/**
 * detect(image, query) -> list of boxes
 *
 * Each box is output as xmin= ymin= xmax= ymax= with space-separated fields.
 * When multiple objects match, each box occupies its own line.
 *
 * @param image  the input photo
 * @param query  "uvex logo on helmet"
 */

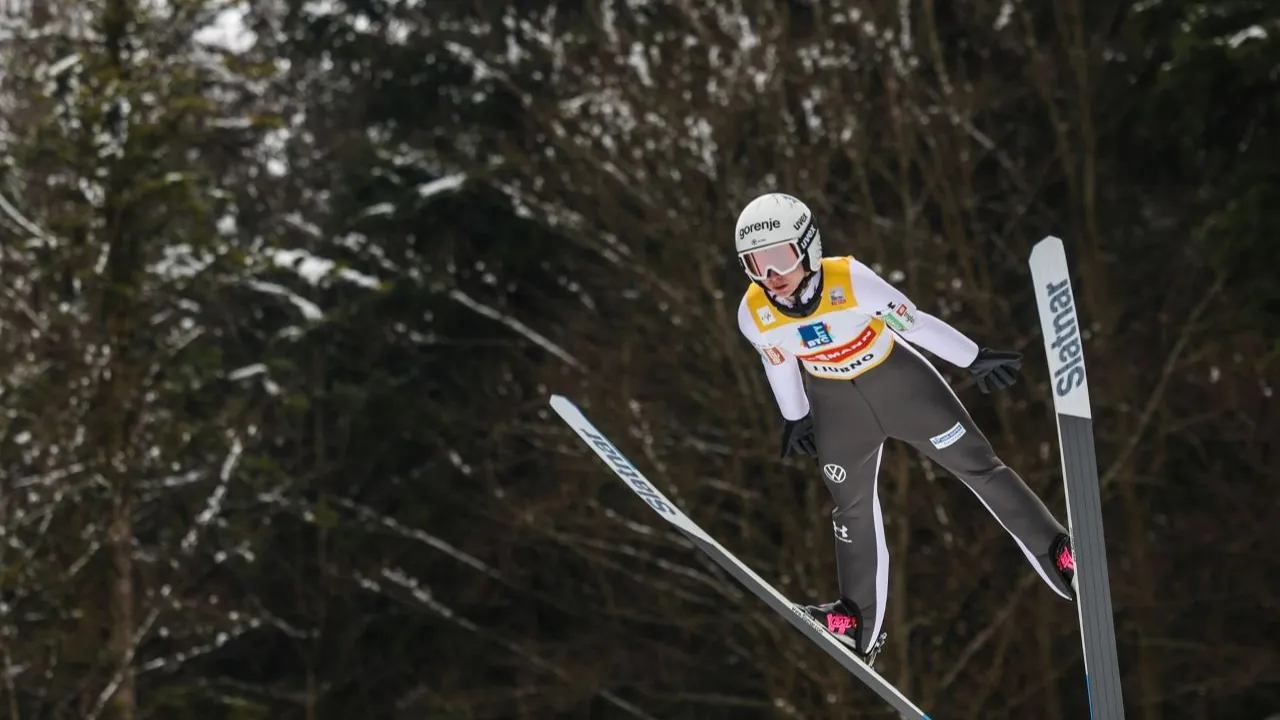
xmin=738 ymin=219 xmax=781 ymax=240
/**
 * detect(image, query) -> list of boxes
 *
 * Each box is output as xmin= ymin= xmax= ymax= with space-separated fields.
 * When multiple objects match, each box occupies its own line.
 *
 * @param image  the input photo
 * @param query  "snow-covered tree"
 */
xmin=0 ymin=1 xmax=384 ymax=717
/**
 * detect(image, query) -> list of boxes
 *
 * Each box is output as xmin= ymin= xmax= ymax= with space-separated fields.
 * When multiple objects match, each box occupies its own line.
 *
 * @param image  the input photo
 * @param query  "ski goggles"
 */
xmin=740 ymin=241 xmax=804 ymax=281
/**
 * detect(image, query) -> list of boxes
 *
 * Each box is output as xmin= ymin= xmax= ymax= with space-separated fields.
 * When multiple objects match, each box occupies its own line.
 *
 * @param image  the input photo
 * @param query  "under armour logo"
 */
xmin=824 ymin=463 xmax=846 ymax=483
xmin=827 ymin=613 xmax=855 ymax=634
xmin=833 ymin=521 xmax=851 ymax=543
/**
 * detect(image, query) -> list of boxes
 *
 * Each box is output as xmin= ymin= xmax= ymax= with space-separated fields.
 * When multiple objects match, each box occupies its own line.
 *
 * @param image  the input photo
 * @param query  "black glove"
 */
xmin=968 ymin=347 xmax=1022 ymax=394
xmin=780 ymin=414 xmax=818 ymax=458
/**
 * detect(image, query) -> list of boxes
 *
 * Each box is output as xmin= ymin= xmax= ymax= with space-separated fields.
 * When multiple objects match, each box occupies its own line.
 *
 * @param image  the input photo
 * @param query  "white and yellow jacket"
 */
xmin=737 ymin=256 xmax=981 ymax=420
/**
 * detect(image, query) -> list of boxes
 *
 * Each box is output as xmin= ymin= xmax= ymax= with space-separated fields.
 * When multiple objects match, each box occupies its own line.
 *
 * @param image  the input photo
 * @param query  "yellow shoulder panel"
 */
xmin=743 ymin=284 xmax=784 ymax=333
xmin=811 ymin=257 xmax=857 ymax=313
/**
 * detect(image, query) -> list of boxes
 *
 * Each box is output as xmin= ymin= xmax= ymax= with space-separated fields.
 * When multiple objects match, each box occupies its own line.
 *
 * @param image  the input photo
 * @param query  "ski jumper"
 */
xmin=737 ymin=256 xmax=1073 ymax=652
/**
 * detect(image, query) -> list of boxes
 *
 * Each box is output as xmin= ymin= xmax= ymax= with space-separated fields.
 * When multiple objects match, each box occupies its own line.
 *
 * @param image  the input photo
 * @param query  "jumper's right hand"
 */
xmin=780 ymin=414 xmax=818 ymax=458
xmin=968 ymin=347 xmax=1022 ymax=394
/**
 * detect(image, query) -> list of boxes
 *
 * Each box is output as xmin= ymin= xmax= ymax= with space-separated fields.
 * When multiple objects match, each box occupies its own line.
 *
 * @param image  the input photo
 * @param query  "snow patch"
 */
xmin=227 ymin=364 xmax=268 ymax=381
xmin=194 ymin=2 xmax=256 ymax=54
xmin=1224 ymin=26 xmax=1266 ymax=48
xmin=246 ymin=280 xmax=324 ymax=321
xmin=417 ymin=174 xmax=466 ymax=199
xmin=271 ymin=248 xmax=382 ymax=289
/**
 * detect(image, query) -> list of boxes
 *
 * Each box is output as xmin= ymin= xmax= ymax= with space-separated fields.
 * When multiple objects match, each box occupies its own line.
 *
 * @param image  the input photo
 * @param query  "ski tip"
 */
xmin=1030 ymin=235 xmax=1064 ymax=255
xmin=549 ymin=395 xmax=591 ymax=425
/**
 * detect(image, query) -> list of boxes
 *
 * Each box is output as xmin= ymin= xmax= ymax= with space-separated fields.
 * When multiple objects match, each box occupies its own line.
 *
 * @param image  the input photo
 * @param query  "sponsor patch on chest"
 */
xmin=797 ymin=322 xmax=834 ymax=348
xmin=799 ymin=326 xmax=876 ymax=364
xmin=795 ymin=322 xmax=894 ymax=379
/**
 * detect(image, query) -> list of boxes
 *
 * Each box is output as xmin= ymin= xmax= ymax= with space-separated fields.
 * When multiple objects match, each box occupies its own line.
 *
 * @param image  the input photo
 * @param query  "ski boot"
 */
xmin=799 ymin=597 xmax=888 ymax=668
xmin=1051 ymin=533 xmax=1078 ymax=599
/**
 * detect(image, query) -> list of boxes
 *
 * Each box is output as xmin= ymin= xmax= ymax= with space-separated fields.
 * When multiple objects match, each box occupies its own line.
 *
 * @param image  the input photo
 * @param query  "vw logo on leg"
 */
xmin=824 ymin=463 xmax=846 ymax=483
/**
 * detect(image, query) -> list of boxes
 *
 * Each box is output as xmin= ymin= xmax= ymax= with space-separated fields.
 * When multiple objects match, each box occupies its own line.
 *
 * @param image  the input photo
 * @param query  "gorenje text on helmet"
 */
xmin=738 ymin=218 xmax=781 ymax=240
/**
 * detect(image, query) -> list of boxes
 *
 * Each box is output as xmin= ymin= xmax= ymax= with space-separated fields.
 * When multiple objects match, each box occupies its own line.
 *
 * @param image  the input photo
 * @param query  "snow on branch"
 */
xmin=137 ymin=613 xmax=263 ymax=674
xmin=245 ymin=280 xmax=324 ymax=321
xmin=179 ymin=434 xmax=242 ymax=553
xmin=271 ymin=247 xmax=382 ymax=289
xmin=261 ymin=492 xmax=507 ymax=584
xmin=330 ymin=496 xmax=501 ymax=578
xmin=447 ymin=288 xmax=585 ymax=371
xmin=417 ymin=173 xmax=465 ymax=200
xmin=0 ymin=189 xmax=56 ymax=245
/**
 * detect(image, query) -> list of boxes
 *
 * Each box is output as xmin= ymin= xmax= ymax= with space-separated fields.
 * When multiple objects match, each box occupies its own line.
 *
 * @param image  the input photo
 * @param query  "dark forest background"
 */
xmin=1 ymin=0 xmax=1277 ymax=718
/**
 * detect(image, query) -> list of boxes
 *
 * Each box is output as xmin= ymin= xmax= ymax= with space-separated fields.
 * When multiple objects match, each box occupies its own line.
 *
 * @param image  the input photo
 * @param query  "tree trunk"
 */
xmin=99 ymin=0 xmax=141 ymax=713
xmin=99 ymin=225 xmax=141 ymax=720
xmin=104 ymin=488 xmax=135 ymax=720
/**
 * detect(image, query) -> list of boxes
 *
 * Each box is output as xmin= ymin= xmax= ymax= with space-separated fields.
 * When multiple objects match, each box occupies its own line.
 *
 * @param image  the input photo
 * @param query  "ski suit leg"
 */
xmin=805 ymin=375 xmax=892 ymax=652
xmin=857 ymin=341 xmax=1074 ymax=600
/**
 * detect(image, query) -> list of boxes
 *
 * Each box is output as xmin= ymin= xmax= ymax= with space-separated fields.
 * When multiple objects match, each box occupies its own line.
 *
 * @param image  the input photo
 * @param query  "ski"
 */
xmin=1028 ymin=236 xmax=1126 ymax=720
xmin=549 ymin=394 xmax=936 ymax=720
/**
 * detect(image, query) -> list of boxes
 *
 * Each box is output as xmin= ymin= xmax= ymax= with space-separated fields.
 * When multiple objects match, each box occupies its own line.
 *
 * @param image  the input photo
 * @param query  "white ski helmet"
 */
xmin=734 ymin=193 xmax=822 ymax=282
